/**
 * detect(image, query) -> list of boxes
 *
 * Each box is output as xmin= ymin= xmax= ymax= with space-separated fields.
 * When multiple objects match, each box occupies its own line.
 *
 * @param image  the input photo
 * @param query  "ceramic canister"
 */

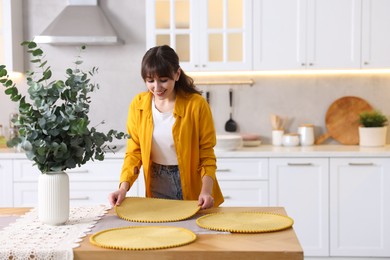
xmin=298 ymin=124 xmax=315 ymax=146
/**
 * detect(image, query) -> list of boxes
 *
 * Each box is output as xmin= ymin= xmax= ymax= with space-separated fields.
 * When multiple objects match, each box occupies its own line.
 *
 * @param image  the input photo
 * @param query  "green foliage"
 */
xmin=0 ymin=41 xmax=129 ymax=173
xmin=359 ymin=110 xmax=388 ymax=128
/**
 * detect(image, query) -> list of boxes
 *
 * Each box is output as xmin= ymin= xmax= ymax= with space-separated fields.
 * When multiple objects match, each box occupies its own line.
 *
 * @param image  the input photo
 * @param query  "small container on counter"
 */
xmin=282 ymin=133 xmax=300 ymax=147
xmin=272 ymin=129 xmax=284 ymax=146
xmin=298 ymin=124 xmax=315 ymax=146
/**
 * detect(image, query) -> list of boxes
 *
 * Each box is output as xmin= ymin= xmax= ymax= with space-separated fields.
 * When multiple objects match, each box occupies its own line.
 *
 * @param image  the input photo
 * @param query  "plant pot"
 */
xmin=359 ymin=126 xmax=387 ymax=147
xmin=38 ymin=171 xmax=69 ymax=225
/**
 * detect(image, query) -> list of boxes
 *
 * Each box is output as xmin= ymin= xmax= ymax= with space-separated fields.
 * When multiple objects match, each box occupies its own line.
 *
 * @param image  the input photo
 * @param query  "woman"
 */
xmin=109 ymin=45 xmax=223 ymax=209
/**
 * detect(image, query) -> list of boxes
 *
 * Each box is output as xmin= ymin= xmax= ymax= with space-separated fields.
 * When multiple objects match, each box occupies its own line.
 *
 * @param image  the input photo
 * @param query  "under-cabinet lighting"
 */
xmin=188 ymin=69 xmax=390 ymax=77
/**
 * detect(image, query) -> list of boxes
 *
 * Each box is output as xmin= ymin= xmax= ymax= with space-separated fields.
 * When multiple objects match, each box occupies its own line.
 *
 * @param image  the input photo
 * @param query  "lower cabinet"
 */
xmin=269 ymin=158 xmax=329 ymax=257
xmin=330 ymin=158 xmax=390 ymax=257
xmin=10 ymin=158 xmax=134 ymax=207
xmin=216 ymin=158 xmax=269 ymax=206
xmin=0 ymin=159 xmax=13 ymax=207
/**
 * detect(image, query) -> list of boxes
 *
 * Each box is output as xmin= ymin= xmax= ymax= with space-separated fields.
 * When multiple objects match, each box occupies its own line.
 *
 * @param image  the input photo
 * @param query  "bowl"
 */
xmin=215 ymin=135 xmax=243 ymax=151
xmin=282 ymin=133 xmax=300 ymax=147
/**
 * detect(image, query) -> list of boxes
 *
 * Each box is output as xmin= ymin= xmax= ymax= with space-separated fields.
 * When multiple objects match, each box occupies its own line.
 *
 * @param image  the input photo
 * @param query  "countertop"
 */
xmin=2 ymin=145 xmax=390 ymax=159
xmin=0 ymin=207 xmax=303 ymax=260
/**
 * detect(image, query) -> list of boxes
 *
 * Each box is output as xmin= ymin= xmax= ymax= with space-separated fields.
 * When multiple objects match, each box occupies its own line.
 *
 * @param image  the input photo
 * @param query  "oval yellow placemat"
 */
xmin=90 ymin=226 xmax=196 ymax=250
xmin=115 ymin=197 xmax=201 ymax=223
xmin=196 ymin=212 xmax=294 ymax=233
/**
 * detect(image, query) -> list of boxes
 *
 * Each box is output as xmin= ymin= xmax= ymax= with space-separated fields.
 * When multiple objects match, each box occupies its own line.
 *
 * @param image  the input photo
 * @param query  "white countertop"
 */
xmin=2 ymin=145 xmax=390 ymax=159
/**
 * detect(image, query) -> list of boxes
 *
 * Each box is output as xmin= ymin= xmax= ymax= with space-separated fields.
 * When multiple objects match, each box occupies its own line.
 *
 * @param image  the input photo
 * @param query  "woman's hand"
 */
xmin=198 ymin=175 xmax=215 ymax=209
xmin=108 ymin=182 xmax=129 ymax=207
xmin=198 ymin=192 xmax=214 ymax=209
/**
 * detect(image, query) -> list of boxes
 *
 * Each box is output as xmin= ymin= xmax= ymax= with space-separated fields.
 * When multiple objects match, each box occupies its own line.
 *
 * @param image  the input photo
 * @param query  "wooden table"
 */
xmin=0 ymin=207 xmax=303 ymax=260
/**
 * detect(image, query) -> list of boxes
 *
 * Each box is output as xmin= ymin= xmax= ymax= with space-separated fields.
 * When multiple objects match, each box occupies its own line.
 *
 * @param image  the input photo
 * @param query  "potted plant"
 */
xmin=358 ymin=110 xmax=388 ymax=147
xmin=0 ymin=41 xmax=128 ymax=225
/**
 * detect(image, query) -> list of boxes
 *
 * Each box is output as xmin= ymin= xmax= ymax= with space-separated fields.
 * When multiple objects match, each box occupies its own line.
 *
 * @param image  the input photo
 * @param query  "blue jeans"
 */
xmin=150 ymin=162 xmax=183 ymax=200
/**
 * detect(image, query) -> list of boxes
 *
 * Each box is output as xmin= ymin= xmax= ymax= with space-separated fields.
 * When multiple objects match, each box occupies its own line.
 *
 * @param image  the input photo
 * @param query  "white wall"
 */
xmin=1 ymin=0 xmax=390 ymax=145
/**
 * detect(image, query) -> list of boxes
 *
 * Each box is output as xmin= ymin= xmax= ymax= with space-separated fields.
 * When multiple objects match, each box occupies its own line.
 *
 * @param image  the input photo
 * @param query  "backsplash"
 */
xmin=1 ymin=0 xmax=390 ymax=145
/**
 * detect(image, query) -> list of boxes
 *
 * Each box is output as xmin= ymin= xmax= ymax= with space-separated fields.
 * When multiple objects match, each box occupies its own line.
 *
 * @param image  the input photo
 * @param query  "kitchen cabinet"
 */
xmin=330 ymin=158 xmax=390 ymax=257
xmin=361 ymin=0 xmax=390 ymax=68
xmin=0 ymin=159 xmax=12 ymax=207
xmin=253 ymin=0 xmax=361 ymax=70
xmin=0 ymin=0 xmax=23 ymax=72
xmin=269 ymin=158 xmax=329 ymax=256
xmin=145 ymin=0 xmax=253 ymax=71
xmin=216 ymin=158 xmax=269 ymax=206
xmin=10 ymin=158 xmax=138 ymax=207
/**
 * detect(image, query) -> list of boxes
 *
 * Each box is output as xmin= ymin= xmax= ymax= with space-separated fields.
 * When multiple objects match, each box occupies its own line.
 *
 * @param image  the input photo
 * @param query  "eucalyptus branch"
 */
xmin=0 ymin=41 xmax=130 ymax=173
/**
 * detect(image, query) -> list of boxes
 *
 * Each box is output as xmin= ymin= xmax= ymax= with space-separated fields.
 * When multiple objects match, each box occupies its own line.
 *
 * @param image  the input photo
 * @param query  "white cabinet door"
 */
xmin=269 ymin=158 xmax=329 ymax=256
xmin=0 ymin=159 xmax=13 ymax=206
xmin=146 ymin=0 xmax=252 ymax=71
xmin=217 ymin=158 xmax=268 ymax=206
xmin=361 ymin=0 xmax=390 ymax=68
xmin=218 ymin=180 xmax=268 ymax=207
xmin=330 ymin=158 xmax=390 ymax=257
xmin=254 ymin=0 xmax=361 ymax=70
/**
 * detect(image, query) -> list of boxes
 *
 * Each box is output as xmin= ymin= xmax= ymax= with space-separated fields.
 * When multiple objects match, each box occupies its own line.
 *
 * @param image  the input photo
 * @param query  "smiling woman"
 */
xmin=109 ymin=45 xmax=224 ymax=210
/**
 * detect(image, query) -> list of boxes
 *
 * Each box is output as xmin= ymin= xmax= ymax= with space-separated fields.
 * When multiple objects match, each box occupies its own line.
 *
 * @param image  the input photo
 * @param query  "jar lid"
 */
xmin=284 ymin=133 xmax=299 ymax=136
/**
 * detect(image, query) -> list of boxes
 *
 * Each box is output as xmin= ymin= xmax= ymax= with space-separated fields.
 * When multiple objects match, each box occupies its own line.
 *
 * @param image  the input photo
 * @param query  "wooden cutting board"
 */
xmin=316 ymin=96 xmax=373 ymax=145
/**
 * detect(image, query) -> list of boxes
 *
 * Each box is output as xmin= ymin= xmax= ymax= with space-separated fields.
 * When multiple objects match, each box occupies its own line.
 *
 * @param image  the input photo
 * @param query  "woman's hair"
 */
xmin=141 ymin=45 xmax=201 ymax=95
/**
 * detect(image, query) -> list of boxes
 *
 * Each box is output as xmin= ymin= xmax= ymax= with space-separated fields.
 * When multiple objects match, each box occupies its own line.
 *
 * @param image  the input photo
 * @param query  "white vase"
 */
xmin=359 ymin=126 xmax=388 ymax=147
xmin=38 ymin=171 xmax=69 ymax=225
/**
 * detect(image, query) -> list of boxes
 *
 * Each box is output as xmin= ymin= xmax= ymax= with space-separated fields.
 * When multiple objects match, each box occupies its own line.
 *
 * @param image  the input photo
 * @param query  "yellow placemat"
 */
xmin=115 ymin=197 xmax=201 ymax=223
xmin=90 ymin=226 xmax=196 ymax=250
xmin=196 ymin=212 xmax=294 ymax=233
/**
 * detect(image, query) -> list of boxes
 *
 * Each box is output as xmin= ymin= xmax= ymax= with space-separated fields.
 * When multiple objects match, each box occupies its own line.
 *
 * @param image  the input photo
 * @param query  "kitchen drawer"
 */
xmin=219 ymin=180 xmax=269 ymax=207
xmin=13 ymin=159 xmax=123 ymax=182
xmin=216 ymin=158 xmax=268 ymax=180
xmin=13 ymin=181 xmax=138 ymax=207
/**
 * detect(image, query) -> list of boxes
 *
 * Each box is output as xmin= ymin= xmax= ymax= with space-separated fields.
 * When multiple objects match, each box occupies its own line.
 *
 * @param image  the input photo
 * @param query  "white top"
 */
xmin=151 ymin=98 xmax=178 ymax=165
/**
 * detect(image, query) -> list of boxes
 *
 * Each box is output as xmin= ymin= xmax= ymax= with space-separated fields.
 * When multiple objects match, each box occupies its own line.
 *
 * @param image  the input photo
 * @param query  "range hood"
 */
xmin=34 ymin=0 xmax=123 ymax=45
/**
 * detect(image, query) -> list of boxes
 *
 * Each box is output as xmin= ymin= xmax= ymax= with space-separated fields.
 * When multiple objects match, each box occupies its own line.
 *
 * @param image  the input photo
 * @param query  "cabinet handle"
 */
xmin=309 ymin=63 xmax=314 ymax=66
xmin=202 ymin=64 xmax=206 ymax=68
xmin=224 ymin=196 xmax=231 ymax=200
xmin=348 ymin=163 xmax=374 ymax=166
xmin=216 ymin=169 xmax=231 ymax=172
xmin=287 ymin=163 xmax=313 ymax=166
xmin=301 ymin=63 xmax=306 ymax=66
xmin=195 ymin=64 xmax=199 ymax=68
xmin=70 ymin=196 xmax=90 ymax=200
xmin=364 ymin=61 xmax=369 ymax=65
xmin=67 ymin=170 xmax=89 ymax=174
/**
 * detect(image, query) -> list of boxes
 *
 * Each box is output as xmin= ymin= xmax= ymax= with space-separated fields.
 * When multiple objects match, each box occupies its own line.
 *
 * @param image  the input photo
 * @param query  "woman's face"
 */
xmin=145 ymin=69 xmax=180 ymax=101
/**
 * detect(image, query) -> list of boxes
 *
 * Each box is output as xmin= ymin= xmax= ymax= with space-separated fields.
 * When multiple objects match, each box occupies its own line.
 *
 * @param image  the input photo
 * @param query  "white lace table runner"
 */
xmin=0 ymin=205 xmax=109 ymax=260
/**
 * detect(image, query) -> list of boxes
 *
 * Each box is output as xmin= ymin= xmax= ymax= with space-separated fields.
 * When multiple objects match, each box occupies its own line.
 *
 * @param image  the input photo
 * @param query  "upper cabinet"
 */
xmin=146 ymin=0 xmax=390 ymax=71
xmin=146 ymin=0 xmax=253 ymax=71
xmin=253 ymin=0 xmax=362 ymax=70
xmin=0 ymin=0 xmax=23 ymax=73
xmin=361 ymin=0 xmax=390 ymax=68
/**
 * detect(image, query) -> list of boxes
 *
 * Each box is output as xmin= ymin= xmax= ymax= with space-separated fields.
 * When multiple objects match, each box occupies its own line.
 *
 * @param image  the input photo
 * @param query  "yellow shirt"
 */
xmin=120 ymin=90 xmax=224 ymax=206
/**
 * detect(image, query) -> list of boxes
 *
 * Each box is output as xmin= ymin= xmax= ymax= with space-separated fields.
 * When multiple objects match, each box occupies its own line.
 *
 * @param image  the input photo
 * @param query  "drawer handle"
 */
xmin=67 ymin=170 xmax=89 ymax=174
xmin=216 ymin=169 xmax=231 ymax=172
xmin=348 ymin=163 xmax=374 ymax=166
xmin=70 ymin=196 xmax=90 ymax=200
xmin=287 ymin=163 xmax=312 ymax=166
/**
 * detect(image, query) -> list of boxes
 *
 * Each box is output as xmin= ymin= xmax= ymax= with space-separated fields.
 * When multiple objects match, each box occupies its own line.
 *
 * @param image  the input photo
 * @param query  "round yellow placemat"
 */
xmin=115 ymin=197 xmax=201 ymax=223
xmin=196 ymin=212 xmax=294 ymax=233
xmin=90 ymin=226 xmax=196 ymax=250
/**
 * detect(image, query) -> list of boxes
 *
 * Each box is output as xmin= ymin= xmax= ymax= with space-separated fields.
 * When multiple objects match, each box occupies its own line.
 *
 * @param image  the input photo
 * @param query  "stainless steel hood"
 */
xmin=34 ymin=0 xmax=123 ymax=45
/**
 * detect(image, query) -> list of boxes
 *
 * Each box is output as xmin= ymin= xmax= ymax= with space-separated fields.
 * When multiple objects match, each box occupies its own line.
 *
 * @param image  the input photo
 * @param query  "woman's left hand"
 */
xmin=198 ymin=193 xmax=214 ymax=209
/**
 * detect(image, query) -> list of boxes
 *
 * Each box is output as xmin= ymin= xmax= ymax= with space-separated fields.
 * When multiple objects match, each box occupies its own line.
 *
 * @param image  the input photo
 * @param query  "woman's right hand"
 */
xmin=108 ymin=182 xmax=130 ymax=207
